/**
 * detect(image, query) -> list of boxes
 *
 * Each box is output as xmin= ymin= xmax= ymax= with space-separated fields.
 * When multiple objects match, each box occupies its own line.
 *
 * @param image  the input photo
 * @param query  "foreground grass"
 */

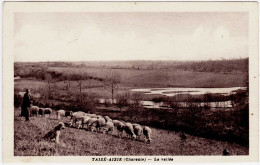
xmin=14 ymin=109 xmax=248 ymax=156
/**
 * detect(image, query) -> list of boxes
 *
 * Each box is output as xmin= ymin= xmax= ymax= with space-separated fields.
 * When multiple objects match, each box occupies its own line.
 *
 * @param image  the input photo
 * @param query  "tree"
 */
xmin=104 ymin=71 xmax=121 ymax=103
xmin=82 ymin=92 xmax=98 ymax=113
xmin=64 ymin=74 xmax=72 ymax=91
xmin=45 ymin=73 xmax=52 ymax=92
xmin=121 ymin=93 xmax=143 ymax=121
xmin=131 ymin=93 xmax=142 ymax=109
xmin=186 ymin=95 xmax=202 ymax=132
xmin=116 ymin=93 xmax=130 ymax=110
xmin=71 ymin=73 xmax=87 ymax=103
xmin=203 ymin=92 xmax=212 ymax=109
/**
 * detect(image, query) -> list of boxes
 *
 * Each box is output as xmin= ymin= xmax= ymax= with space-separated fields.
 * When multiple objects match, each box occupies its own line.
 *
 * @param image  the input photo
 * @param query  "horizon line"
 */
xmin=14 ymin=57 xmax=249 ymax=63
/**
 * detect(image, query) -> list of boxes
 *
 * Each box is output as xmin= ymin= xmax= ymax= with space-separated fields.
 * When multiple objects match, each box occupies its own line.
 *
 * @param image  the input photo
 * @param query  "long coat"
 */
xmin=21 ymin=93 xmax=31 ymax=117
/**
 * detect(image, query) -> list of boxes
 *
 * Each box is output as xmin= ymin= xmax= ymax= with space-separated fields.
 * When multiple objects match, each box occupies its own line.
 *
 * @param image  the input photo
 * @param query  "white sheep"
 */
xmin=124 ymin=122 xmax=136 ymax=140
xmin=96 ymin=115 xmax=103 ymax=119
xmin=143 ymin=126 xmax=152 ymax=143
xmin=112 ymin=120 xmax=124 ymax=137
xmin=28 ymin=105 xmax=39 ymax=117
xmin=132 ymin=124 xmax=143 ymax=141
xmin=39 ymin=108 xmax=52 ymax=118
xmin=86 ymin=113 xmax=97 ymax=118
xmin=56 ymin=110 xmax=73 ymax=120
xmin=91 ymin=117 xmax=106 ymax=132
xmin=81 ymin=116 xmax=92 ymax=129
xmin=101 ymin=121 xmax=114 ymax=134
xmin=70 ymin=111 xmax=87 ymax=127
xmin=112 ymin=120 xmax=121 ymax=126
xmin=104 ymin=116 xmax=112 ymax=122
xmin=75 ymin=119 xmax=83 ymax=129
xmin=87 ymin=117 xmax=98 ymax=131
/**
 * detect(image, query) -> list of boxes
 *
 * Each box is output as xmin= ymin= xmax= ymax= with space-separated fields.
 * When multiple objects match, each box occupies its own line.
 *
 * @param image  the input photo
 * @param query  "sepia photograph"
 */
xmin=2 ymin=2 xmax=259 ymax=163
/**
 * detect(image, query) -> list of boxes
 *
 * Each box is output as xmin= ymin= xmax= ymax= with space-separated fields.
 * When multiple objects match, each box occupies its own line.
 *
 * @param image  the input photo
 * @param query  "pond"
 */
xmin=131 ymin=87 xmax=246 ymax=97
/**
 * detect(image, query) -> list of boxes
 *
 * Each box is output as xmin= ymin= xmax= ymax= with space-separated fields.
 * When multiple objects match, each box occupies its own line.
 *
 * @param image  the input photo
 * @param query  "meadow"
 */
xmin=14 ymin=109 xmax=248 ymax=156
xmin=48 ymin=67 xmax=246 ymax=88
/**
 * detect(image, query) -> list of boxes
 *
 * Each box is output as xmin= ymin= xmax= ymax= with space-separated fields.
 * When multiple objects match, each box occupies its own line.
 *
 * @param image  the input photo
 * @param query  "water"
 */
xmin=141 ymin=100 xmax=233 ymax=109
xmin=131 ymin=87 xmax=246 ymax=97
xmin=99 ymin=99 xmax=233 ymax=109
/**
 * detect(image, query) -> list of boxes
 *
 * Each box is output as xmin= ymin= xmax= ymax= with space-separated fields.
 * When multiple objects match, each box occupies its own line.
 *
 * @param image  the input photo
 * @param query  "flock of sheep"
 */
xmin=27 ymin=105 xmax=152 ymax=143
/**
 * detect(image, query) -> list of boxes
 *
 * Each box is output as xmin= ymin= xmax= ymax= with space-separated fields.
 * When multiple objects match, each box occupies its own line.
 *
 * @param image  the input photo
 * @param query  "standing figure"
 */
xmin=21 ymin=89 xmax=32 ymax=121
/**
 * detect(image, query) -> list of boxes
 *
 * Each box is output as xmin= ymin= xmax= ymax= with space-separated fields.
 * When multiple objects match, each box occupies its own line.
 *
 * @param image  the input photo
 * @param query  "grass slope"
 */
xmin=14 ymin=109 xmax=248 ymax=156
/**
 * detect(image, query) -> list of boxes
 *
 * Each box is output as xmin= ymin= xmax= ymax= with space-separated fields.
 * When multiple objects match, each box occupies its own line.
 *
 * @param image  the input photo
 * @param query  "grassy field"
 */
xmin=15 ymin=65 xmax=247 ymax=101
xmin=14 ymin=109 xmax=248 ymax=156
xmin=48 ymin=67 xmax=246 ymax=88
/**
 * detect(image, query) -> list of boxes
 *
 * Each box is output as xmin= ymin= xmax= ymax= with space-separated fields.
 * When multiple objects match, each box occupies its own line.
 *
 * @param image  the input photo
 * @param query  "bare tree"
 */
xmin=71 ymin=73 xmax=87 ymax=102
xmin=131 ymin=93 xmax=142 ymax=109
xmin=45 ymin=73 xmax=52 ymax=92
xmin=82 ymin=92 xmax=98 ymax=113
xmin=104 ymin=71 xmax=121 ymax=103
xmin=64 ymin=74 xmax=71 ymax=91
xmin=186 ymin=95 xmax=202 ymax=131
xmin=129 ymin=93 xmax=143 ymax=121
xmin=116 ymin=93 xmax=130 ymax=110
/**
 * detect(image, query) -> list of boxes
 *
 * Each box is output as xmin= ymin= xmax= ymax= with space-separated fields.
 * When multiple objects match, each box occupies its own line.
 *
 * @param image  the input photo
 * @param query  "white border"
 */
xmin=2 ymin=1 xmax=259 ymax=164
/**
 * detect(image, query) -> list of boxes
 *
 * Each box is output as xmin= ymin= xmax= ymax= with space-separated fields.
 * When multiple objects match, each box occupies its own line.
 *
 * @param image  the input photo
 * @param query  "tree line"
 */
xmin=15 ymin=57 xmax=248 ymax=74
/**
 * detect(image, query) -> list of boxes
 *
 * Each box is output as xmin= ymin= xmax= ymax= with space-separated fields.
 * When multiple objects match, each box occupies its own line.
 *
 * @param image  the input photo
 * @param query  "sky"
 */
xmin=14 ymin=12 xmax=248 ymax=62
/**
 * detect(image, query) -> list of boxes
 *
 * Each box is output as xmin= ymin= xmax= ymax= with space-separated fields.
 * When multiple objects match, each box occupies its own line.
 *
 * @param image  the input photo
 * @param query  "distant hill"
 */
xmin=15 ymin=58 xmax=248 ymax=73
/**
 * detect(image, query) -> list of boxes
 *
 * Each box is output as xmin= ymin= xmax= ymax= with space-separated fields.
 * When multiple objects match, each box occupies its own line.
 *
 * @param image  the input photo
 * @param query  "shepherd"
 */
xmin=21 ymin=89 xmax=32 ymax=121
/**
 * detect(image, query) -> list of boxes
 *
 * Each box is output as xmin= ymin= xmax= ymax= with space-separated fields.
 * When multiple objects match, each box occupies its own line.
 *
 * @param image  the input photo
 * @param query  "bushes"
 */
xmin=118 ymin=104 xmax=249 ymax=146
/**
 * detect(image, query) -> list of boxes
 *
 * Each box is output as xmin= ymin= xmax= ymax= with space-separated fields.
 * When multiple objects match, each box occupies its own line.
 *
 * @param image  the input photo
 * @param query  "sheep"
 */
xmin=44 ymin=108 xmax=52 ymax=117
xmin=104 ymin=116 xmax=112 ymax=122
xmin=86 ymin=114 xmax=97 ymax=118
xmin=90 ymin=117 xmax=106 ymax=132
xmin=28 ymin=105 xmax=39 ymax=117
xmin=43 ymin=122 xmax=65 ymax=144
xmin=39 ymin=108 xmax=52 ymax=118
xmin=70 ymin=112 xmax=87 ymax=127
xmin=75 ymin=119 xmax=83 ymax=129
xmin=132 ymin=124 xmax=143 ymax=141
xmin=112 ymin=120 xmax=121 ymax=126
xmin=143 ymin=126 xmax=152 ymax=143
xmin=80 ymin=116 xmax=92 ymax=129
xmin=112 ymin=120 xmax=126 ymax=138
xmin=56 ymin=110 xmax=73 ymax=120
xmin=75 ymin=111 xmax=86 ymax=114
xmin=71 ymin=111 xmax=88 ymax=119
xmin=96 ymin=115 xmax=103 ymax=119
xmin=124 ymin=122 xmax=136 ymax=140
xmin=71 ymin=111 xmax=88 ymax=117
xmin=70 ymin=111 xmax=87 ymax=120
xmin=112 ymin=120 xmax=124 ymax=137
xmin=38 ymin=108 xmax=44 ymax=116
xmin=101 ymin=121 xmax=114 ymax=134
xmin=87 ymin=118 xmax=98 ymax=132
